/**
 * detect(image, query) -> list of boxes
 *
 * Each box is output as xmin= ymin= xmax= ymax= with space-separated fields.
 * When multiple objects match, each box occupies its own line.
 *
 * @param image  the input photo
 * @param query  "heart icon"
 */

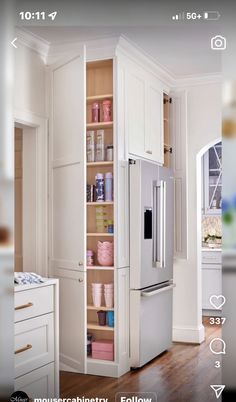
xmin=210 ymin=295 xmax=226 ymax=310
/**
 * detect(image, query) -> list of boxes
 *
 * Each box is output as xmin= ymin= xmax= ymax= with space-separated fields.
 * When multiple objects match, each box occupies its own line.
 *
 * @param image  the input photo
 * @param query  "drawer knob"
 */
xmin=15 ymin=302 xmax=33 ymax=311
xmin=78 ymin=262 xmax=83 ymax=266
xmin=15 ymin=344 xmax=32 ymax=355
xmin=78 ymin=278 xmax=83 ymax=283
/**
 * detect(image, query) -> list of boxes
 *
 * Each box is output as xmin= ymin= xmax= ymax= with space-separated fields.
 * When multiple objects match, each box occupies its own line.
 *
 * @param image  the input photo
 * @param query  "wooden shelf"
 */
xmin=87 ymin=266 xmax=114 ymax=271
xmin=87 ymin=94 xmax=113 ymax=103
xmin=87 ymin=323 xmax=114 ymax=331
xmin=87 ymin=161 xmax=113 ymax=167
xmin=87 ymin=122 xmax=113 ymax=129
xmin=87 ymin=305 xmax=114 ymax=311
xmin=87 ymin=201 xmax=114 ymax=206
xmin=87 ymin=233 xmax=114 ymax=237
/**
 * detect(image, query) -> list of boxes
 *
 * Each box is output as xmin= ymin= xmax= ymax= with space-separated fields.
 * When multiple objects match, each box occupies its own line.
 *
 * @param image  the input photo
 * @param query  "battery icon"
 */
xmin=204 ymin=11 xmax=221 ymax=20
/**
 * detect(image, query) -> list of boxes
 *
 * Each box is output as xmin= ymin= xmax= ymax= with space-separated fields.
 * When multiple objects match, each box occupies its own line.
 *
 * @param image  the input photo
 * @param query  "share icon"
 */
xmin=210 ymin=385 xmax=225 ymax=399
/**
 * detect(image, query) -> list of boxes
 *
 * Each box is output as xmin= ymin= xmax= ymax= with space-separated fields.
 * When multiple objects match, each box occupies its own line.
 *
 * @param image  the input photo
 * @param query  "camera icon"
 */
xmin=211 ymin=35 xmax=227 ymax=50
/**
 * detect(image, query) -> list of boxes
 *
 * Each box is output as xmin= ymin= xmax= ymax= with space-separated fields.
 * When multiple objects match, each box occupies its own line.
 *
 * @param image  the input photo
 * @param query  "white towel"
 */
xmin=14 ymin=272 xmax=45 ymax=285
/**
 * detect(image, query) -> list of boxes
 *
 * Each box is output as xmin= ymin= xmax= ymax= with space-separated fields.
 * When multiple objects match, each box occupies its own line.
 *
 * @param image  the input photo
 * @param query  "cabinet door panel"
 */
xmin=57 ymin=270 xmax=86 ymax=373
xmin=51 ymin=48 xmax=86 ymax=272
xmin=145 ymin=81 xmax=163 ymax=164
xmin=126 ymin=70 xmax=146 ymax=158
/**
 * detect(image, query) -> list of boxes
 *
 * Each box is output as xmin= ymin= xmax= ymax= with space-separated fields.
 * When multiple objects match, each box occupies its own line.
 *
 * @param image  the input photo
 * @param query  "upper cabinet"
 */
xmin=203 ymin=142 xmax=222 ymax=214
xmin=125 ymin=60 xmax=164 ymax=164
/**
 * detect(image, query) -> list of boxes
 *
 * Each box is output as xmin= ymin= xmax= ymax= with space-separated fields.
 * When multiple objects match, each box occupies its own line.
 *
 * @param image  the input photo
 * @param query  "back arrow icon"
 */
xmin=11 ymin=38 xmax=18 ymax=48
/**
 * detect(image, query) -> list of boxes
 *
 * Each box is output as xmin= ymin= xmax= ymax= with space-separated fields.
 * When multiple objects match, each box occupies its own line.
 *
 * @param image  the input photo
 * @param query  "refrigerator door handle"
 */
xmin=141 ymin=283 xmax=175 ymax=297
xmin=153 ymin=180 xmax=165 ymax=268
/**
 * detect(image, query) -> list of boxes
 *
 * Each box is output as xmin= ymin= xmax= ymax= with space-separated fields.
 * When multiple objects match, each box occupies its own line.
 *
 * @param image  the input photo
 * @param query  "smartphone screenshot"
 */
xmin=0 ymin=1 xmax=235 ymax=401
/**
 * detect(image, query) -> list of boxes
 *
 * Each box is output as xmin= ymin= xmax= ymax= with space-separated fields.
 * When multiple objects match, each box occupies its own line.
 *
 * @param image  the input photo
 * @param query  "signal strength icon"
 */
xmin=172 ymin=13 xmax=181 ymax=21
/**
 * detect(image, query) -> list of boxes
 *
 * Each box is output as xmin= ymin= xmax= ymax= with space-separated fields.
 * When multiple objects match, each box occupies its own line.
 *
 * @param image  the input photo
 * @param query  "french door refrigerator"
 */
xmin=129 ymin=159 xmax=175 ymax=368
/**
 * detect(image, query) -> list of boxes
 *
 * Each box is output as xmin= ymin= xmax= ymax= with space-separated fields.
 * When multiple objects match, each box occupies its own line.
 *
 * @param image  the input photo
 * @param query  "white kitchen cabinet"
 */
xmin=145 ymin=76 xmax=164 ymax=164
xmin=48 ymin=36 xmax=174 ymax=378
xmin=124 ymin=58 xmax=164 ymax=164
xmin=14 ymin=280 xmax=59 ymax=398
xmin=202 ymin=250 xmax=222 ymax=314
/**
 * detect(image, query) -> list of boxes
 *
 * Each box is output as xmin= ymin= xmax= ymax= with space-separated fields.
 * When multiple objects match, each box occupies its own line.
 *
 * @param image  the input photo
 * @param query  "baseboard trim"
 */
xmin=173 ymin=324 xmax=205 ymax=344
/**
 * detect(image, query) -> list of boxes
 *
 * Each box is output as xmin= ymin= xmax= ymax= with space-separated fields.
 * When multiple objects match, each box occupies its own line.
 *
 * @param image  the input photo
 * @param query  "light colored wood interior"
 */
xmin=86 ymin=60 xmax=115 ymax=358
xmin=15 ymin=128 xmax=23 ymax=272
xmin=86 ymin=60 xmax=113 ymax=97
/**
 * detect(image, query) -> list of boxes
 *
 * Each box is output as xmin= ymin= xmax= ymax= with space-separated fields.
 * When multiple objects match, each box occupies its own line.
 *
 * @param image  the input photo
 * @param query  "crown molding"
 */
xmin=16 ymin=28 xmax=222 ymax=87
xmin=15 ymin=27 xmax=50 ymax=62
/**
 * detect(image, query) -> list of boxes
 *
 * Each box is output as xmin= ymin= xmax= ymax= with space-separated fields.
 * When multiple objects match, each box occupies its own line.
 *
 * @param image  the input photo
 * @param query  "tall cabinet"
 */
xmin=49 ymin=37 xmax=184 ymax=378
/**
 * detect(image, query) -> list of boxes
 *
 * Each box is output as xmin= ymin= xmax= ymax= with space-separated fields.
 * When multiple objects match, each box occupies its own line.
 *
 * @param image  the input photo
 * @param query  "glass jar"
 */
xmin=106 ymin=145 xmax=113 ymax=161
xmin=87 ymin=250 xmax=94 ymax=266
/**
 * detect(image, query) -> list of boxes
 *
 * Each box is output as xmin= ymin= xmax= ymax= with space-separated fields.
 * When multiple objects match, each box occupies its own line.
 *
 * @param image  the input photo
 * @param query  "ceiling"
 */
xmin=22 ymin=26 xmax=222 ymax=77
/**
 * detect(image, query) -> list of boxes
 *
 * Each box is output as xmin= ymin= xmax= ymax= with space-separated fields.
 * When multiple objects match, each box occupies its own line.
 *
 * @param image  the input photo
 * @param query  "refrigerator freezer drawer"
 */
xmin=130 ymin=284 xmax=173 ymax=368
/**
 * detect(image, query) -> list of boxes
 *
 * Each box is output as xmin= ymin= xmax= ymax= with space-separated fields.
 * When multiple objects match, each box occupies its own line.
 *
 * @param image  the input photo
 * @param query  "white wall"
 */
xmin=14 ymin=45 xmax=47 ymax=117
xmin=173 ymin=82 xmax=221 ymax=343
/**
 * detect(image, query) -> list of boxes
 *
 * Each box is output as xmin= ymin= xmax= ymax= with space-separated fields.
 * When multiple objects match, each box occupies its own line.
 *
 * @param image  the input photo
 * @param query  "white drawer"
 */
xmin=15 ymin=362 xmax=55 ymax=398
xmin=202 ymin=251 xmax=222 ymax=264
xmin=15 ymin=313 xmax=54 ymax=378
xmin=15 ymin=285 xmax=54 ymax=322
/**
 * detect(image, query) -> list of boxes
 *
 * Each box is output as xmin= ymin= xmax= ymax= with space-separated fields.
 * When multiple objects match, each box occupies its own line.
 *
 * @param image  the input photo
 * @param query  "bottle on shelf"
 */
xmin=107 ymin=219 xmax=114 ymax=234
xmin=102 ymin=99 xmax=112 ymax=122
xmin=95 ymin=130 xmax=105 ymax=161
xmin=87 ymin=131 xmax=95 ymax=162
xmin=105 ymin=172 xmax=113 ymax=202
xmin=87 ymin=250 xmax=94 ymax=266
xmin=92 ymin=102 xmax=100 ymax=123
xmin=106 ymin=145 xmax=113 ymax=161
xmin=95 ymin=173 xmax=105 ymax=202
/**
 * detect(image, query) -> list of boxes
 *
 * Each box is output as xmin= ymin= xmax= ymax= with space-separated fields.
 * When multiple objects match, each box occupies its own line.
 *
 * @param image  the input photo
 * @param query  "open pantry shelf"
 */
xmin=87 ymin=122 xmax=113 ymax=129
xmin=87 ymin=201 xmax=114 ymax=206
xmin=87 ymin=162 xmax=114 ymax=167
xmin=87 ymin=233 xmax=114 ymax=237
xmin=87 ymin=323 xmax=114 ymax=331
xmin=87 ymin=305 xmax=114 ymax=311
xmin=87 ymin=266 xmax=114 ymax=271
xmin=87 ymin=94 xmax=113 ymax=103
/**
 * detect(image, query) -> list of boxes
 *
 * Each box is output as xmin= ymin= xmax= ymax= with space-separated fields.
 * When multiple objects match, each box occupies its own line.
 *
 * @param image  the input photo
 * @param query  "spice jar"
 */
xmin=92 ymin=102 xmax=100 ymax=123
xmin=102 ymin=99 xmax=112 ymax=122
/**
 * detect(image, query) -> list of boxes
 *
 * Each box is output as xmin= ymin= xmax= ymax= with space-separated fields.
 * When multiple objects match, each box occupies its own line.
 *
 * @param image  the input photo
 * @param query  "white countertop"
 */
xmin=14 ymin=278 xmax=58 ymax=292
xmin=202 ymin=247 xmax=222 ymax=252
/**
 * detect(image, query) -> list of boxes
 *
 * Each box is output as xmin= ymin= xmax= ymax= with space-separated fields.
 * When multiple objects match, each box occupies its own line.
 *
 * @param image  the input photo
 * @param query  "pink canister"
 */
xmin=102 ymin=100 xmax=112 ymax=122
xmin=92 ymin=102 xmax=100 ymax=123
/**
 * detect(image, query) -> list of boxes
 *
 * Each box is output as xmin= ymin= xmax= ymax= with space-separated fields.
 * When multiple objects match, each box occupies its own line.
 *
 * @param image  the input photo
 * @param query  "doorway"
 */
xmin=197 ymin=138 xmax=222 ymax=325
xmin=14 ymin=112 xmax=48 ymax=277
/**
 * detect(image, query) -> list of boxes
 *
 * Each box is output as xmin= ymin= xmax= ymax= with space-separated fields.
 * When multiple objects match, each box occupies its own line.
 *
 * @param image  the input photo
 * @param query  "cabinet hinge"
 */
xmin=129 ymin=159 xmax=136 ymax=165
xmin=163 ymin=97 xmax=172 ymax=104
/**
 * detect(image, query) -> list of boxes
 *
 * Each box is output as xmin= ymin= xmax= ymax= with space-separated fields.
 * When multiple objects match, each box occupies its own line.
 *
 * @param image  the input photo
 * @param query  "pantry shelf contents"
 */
xmin=86 ymin=59 xmax=115 ymax=364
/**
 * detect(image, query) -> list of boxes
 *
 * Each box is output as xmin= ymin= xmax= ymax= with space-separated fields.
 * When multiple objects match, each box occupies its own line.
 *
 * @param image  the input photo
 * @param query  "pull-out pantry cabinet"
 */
xmin=48 ymin=37 xmax=179 ymax=378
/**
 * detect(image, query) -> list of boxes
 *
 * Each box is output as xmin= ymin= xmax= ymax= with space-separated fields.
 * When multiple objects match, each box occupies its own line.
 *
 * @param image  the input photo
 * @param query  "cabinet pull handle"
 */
xmin=15 ymin=344 xmax=32 ymax=355
xmin=15 ymin=302 xmax=33 ymax=311
xmin=146 ymin=150 xmax=152 ymax=155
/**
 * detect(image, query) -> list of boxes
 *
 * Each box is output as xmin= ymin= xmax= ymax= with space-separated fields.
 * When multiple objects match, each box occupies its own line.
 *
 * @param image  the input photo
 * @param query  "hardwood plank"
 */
xmin=60 ymin=318 xmax=222 ymax=401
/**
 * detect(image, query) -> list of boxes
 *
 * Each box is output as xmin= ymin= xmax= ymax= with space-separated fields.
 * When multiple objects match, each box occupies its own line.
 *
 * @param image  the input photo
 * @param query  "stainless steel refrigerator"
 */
xmin=129 ymin=159 xmax=175 ymax=368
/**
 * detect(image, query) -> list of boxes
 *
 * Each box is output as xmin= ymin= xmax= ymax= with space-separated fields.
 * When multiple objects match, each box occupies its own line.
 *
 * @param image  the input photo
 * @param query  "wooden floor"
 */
xmin=60 ymin=318 xmax=222 ymax=402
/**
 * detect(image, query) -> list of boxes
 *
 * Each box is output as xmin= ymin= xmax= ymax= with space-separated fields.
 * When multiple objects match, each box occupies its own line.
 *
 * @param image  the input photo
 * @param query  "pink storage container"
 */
xmin=102 ymin=99 xmax=112 ymax=122
xmin=92 ymin=340 xmax=114 ymax=361
xmin=92 ymin=102 xmax=100 ymax=123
